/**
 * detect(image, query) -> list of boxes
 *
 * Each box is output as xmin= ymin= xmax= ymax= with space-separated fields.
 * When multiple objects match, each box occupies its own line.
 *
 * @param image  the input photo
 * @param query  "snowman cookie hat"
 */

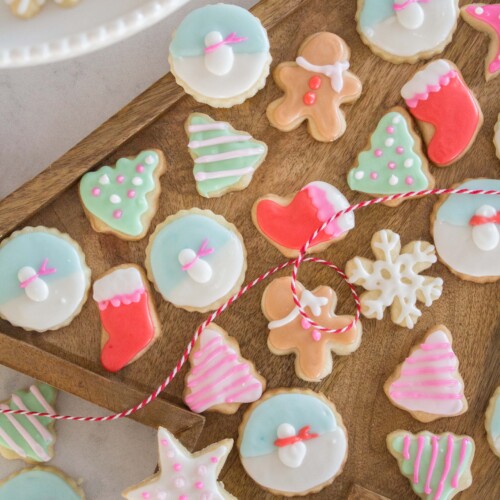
xmin=169 ymin=3 xmax=271 ymax=107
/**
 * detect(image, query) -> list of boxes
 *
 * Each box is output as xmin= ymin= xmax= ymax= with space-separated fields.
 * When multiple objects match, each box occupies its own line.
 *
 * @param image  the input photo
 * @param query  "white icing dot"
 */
xmin=99 ymin=174 xmax=110 ymax=185
xmin=475 ymin=7 xmax=484 ymax=14
xmin=110 ymin=194 xmax=121 ymax=204
xmin=404 ymin=158 xmax=414 ymax=168
xmin=354 ymin=171 xmax=364 ymax=180
xmin=392 ymin=116 xmax=400 ymax=124
xmin=145 ymin=154 xmax=155 ymax=165
xmin=389 ymin=175 xmax=399 ymax=186
xmin=385 ymin=138 xmax=395 ymax=147
xmin=132 ymin=177 xmax=143 ymax=186
xmin=365 ymin=28 xmax=374 ymax=38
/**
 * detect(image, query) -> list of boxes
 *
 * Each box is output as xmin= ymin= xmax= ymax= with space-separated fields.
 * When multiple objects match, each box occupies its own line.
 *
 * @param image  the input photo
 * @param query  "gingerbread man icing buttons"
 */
xmin=267 ymin=32 xmax=362 ymax=142
xmin=145 ymin=209 xmax=247 ymax=312
xmin=461 ymin=4 xmax=500 ymax=81
xmin=356 ymin=0 xmax=459 ymax=64
xmin=401 ymin=60 xmax=483 ymax=167
xmin=169 ymin=3 xmax=271 ymax=108
xmin=238 ymin=388 xmax=348 ymax=497
xmin=261 ymin=277 xmax=362 ymax=382
xmin=431 ymin=178 xmax=500 ymax=283
xmin=0 ymin=227 xmax=90 ymax=332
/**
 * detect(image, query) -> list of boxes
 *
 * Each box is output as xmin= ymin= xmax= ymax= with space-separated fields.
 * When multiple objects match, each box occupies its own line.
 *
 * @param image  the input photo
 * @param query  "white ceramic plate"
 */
xmin=0 ymin=0 xmax=190 ymax=68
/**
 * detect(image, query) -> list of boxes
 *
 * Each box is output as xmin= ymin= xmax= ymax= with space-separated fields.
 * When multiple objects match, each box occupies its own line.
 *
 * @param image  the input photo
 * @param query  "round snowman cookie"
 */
xmin=145 ymin=209 xmax=247 ymax=312
xmin=168 ymin=3 xmax=271 ymax=108
xmin=238 ymin=388 xmax=348 ymax=497
xmin=0 ymin=227 xmax=91 ymax=332
xmin=431 ymin=178 xmax=500 ymax=283
xmin=356 ymin=0 xmax=459 ymax=63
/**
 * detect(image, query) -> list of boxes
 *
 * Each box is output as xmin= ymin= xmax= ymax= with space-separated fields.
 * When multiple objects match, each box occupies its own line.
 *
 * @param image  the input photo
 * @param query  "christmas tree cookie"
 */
xmin=186 ymin=113 xmax=267 ymax=198
xmin=0 ymin=383 xmax=58 ymax=463
xmin=79 ymin=149 xmax=166 ymax=240
xmin=348 ymin=108 xmax=434 ymax=206
xmin=387 ymin=431 xmax=475 ymax=500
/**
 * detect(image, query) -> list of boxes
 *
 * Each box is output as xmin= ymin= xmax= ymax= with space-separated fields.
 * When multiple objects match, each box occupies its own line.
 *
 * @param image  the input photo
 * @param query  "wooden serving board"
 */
xmin=0 ymin=0 xmax=499 ymax=497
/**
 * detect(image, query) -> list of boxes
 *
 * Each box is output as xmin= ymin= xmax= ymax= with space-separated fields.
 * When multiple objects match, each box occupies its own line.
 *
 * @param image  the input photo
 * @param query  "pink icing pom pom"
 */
xmin=386 ymin=126 xmax=395 ymax=134
xmin=141 ymin=493 xmax=150 ymax=499
xmin=210 ymin=456 xmax=218 ymax=463
xmin=311 ymin=330 xmax=321 ymax=342
xmin=388 ymin=162 xmax=396 ymax=169
xmin=370 ymin=172 xmax=378 ymax=180
xmin=396 ymin=146 xmax=404 ymax=154
xmin=160 ymin=439 xmax=169 ymax=447
xmin=195 ymin=482 xmax=204 ymax=490
xmin=117 ymin=175 xmax=125 ymax=183
xmin=113 ymin=209 xmax=122 ymax=219
xmin=405 ymin=176 xmax=414 ymax=185
xmin=374 ymin=149 xmax=383 ymax=157
xmin=136 ymin=165 xmax=145 ymax=173
xmin=179 ymin=496 xmax=188 ymax=500
xmin=173 ymin=463 xmax=182 ymax=471
xmin=92 ymin=187 xmax=101 ymax=196
xmin=127 ymin=189 xmax=136 ymax=198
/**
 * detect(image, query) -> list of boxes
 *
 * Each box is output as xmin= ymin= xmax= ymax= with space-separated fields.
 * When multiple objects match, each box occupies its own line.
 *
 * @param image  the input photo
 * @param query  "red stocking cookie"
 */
xmin=401 ymin=60 xmax=483 ymax=166
xmin=267 ymin=32 xmax=362 ymax=142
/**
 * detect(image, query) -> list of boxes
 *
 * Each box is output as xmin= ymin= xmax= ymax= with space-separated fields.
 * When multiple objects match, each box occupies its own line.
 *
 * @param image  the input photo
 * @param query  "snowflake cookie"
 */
xmin=345 ymin=230 xmax=443 ymax=329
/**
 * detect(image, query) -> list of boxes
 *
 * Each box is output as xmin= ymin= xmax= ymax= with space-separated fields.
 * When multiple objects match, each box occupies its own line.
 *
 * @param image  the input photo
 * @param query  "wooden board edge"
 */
xmin=0 ymin=0 xmax=307 ymax=239
xmin=0 ymin=331 xmax=205 ymax=449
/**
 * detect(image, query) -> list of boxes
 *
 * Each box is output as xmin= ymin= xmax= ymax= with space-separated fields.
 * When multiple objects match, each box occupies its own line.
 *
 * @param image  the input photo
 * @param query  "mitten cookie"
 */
xmin=261 ymin=277 xmax=362 ymax=382
xmin=252 ymin=181 xmax=355 ymax=258
xmin=485 ymin=386 xmax=500 ymax=458
xmin=387 ymin=430 xmax=474 ymax=500
xmin=347 ymin=107 xmax=434 ymax=205
xmin=345 ymin=229 xmax=443 ymax=328
xmin=80 ymin=150 xmax=166 ymax=240
xmin=356 ymin=0 xmax=459 ymax=63
xmin=267 ymin=32 xmax=362 ymax=142
xmin=401 ymin=60 xmax=483 ymax=166
xmin=123 ymin=427 xmax=235 ymax=499
xmin=186 ymin=113 xmax=267 ymax=198
xmin=431 ymin=178 xmax=500 ymax=283
xmin=384 ymin=325 xmax=467 ymax=422
xmin=238 ymin=388 xmax=348 ymax=497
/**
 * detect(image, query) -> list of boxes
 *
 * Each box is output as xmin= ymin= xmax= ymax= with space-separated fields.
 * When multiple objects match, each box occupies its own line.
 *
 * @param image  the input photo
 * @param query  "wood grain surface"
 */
xmin=0 ymin=0 xmax=499 ymax=498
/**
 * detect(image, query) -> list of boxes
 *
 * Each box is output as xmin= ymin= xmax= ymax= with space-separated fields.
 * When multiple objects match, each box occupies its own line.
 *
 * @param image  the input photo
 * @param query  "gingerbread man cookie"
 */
xmin=261 ymin=277 xmax=362 ymax=382
xmin=267 ymin=32 xmax=362 ymax=142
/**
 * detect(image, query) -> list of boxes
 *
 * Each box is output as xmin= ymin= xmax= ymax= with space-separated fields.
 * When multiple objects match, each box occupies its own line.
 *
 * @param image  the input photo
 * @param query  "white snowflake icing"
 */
xmin=346 ymin=230 xmax=443 ymax=329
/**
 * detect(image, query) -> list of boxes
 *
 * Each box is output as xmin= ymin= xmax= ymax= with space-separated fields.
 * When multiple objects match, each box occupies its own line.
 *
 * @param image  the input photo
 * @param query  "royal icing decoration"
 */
xmin=462 ymin=4 xmax=500 ymax=81
xmin=385 ymin=325 xmax=466 ymax=422
xmin=261 ymin=277 xmax=362 ymax=382
xmin=356 ymin=0 xmax=459 ymax=62
xmin=495 ymin=114 xmax=500 ymax=160
xmin=146 ymin=209 xmax=246 ymax=312
xmin=387 ymin=431 xmax=475 ymax=500
xmin=432 ymin=179 xmax=500 ymax=281
xmin=0 ymin=227 xmax=90 ymax=332
xmin=93 ymin=265 xmax=159 ymax=373
xmin=348 ymin=108 xmax=433 ymax=202
xmin=184 ymin=324 xmax=265 ymax=414
xmin=0 ymin=467 xmax=83 ymax=500
xmin=123 ymin=427 xmax=235 ymax=500
xmin=168 ymin=4 xmax=271 ymax=107
xmin=267 ymin=32 xmax=362 ymax=142
xmin=485 ymin=386 xmax=500 ymax=458
xmin=0 ymin=383 xmax=57 ymax=463
xmin=186 ymin=113 xmax=267 ymax=198
xmin=252 ymin=181 xmax=355 ymax=258
xmin=238 ymin=390 xmax=347 ymax=496
xmin=5 ymin=0 xmax=80 ymax=20
xmin=346 ymin=229 xmax=443 ymax=329
xmin=79 ymin=150 xmax=166 ymax=240
xmin=401 ymin=60 xmax=482 ymax=166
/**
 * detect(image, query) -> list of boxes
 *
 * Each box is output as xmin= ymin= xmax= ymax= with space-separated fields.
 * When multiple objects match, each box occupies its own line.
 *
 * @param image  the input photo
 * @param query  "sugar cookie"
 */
xmin=485 ymin=386 xmax=500 ymax=458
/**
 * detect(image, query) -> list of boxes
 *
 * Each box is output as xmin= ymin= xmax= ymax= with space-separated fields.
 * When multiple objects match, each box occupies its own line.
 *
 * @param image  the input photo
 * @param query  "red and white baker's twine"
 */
xmin=1 ymin=187 xmax=498 ymax=422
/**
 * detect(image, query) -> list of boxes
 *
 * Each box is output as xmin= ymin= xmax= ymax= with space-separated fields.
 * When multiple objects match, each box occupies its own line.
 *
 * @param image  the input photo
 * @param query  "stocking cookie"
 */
xmin=431 ymin=178 xmax=500 ymax=283
xmin=184 ymin=324 xmax=265 ymax=414
xmin=252 ymin=181 xmax=355 ymax=258
xmin=0 ymin=227 xmax=90 ymax=332
xmin=345 ymin=229 xmax=443 ymax=329
xmin=238 ymin=388 xmax=348 ymax=496
xmin=186 ymin=113 xmax=267 ymax=198
xmin=348 ymin=108 xmax=434 ymax=205
xmin=401 ymin=60 xmax=483 ymax=166
xmin=146 ymin=209 xmax=247 ymax=312
xmin=384 ymin=325 xmax=467 ymax=423
xmin=261 ymin=277 xmax=362 ymax=382
xmin=387 ymin=431 xmax=475 ymax=500
xmin=356 ymin=0 xmax=459 ymax=63
xmin=5 ymin=0 xmax=80 ymax=20
xmin=80 ymin=150 xmax=166 ymax=240
xmin=267 ymin=32 xmax=362 ymax=142
xmin=169 ymin=3 xmax=271 ymax=108
xmin=461 ymin=4 xmax=500 ymax=81
xmin=93 ymin=265 xmax=160 ymax=373
xmin=0 ymin=383 xmax=57 ymax=463
xmin=485 ymin=386 xmax=500 ymax=458
xmin=123 ymin=427 xmax=235 ymax=499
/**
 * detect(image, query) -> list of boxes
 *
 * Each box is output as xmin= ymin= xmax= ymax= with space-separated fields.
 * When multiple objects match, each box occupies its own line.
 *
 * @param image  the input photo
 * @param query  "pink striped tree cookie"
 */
xmin=183 ymin=324 xmax=266 ymax=414
xmin=384 ymin=325 xmax=467 ymax=422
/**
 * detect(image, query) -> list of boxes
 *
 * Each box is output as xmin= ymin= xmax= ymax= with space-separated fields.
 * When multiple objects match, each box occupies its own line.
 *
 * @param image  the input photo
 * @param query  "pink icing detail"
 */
xmin=405 ymin=71 xmax=458 ymax=108
xmin=387 ymin=126 xmax=395 ymax=134
xmin=193 ymin=337 xmax=219 ymax=358
xmin=179 ymin=496 xmax=188 ymax=500
xmin=393 ymin=0 xmax=430 ymax=11
xmin=420 ymin=342 xmax=450 ymax=351
xmin=181 ymin=239 xmax=214 ymax=271
xmin=195 ymin=482 xmax=204 ymax=489
xmin=401 ymin=366 xmax=455 ymax=376
xmin=388 ymin=162 xmax=396 ymax=169
xmin=392 ymin=379 xmax=458 ymax=388
xmin=136 ymin=165 xmax=144 ymax=173
xmin=11 ymin=395 xmax=52 ymax=442
xmin=0 ymin=427 xmax=27 ymax=458
xmin=210 ymin=456 xmax=218 ymax=463
xmin=204 ymin=32 xmax=248 ymax=54
xmin=194 ymin=148 xmax=263 ymax=164
xmin=305 ymin=185 xmax=344 ymax=238
xmin=424 ymin=436 xmax=439 ymax=494
xmin=396 ymin=147 xmax=404 ymax=155
xmin=374 ymin=149 xmax=383 ymax=157
xmin=127 ymin=190 xmax=136 ymax=199
xmin=370 ymin=172 xmax=378 ymax=180
xmin=413 ymin=435 xmax=425 ymax=484
xmin=97 ymin=288 xmax=145 ymax=310
xmin=435 ymin=434 xmax=454 ymax=500
xmin=451 ymin=438 xmax=470 ymax=487
xmin=92 ymin=187 xmax=100 ymax=196
xmin=225 ymin=381 xmax=262 ymax=403
xmin=405 ymin=176 xmax=414 ymax=186
xmin=29 ymin=385 xmax=56 ymax=414
xmin=389 ymin=392 xmax=462 ymax=400
xmin=406 ymin=353 xmax=455 ymax=363
xmin=403 ymin=435 xmax=411 ymax=460
xmin=190 ymin=344 xmax=228 ymax=375
xmin=19 ymin=258 xmax=56 ymax=289
xmin=311 ymin=330 xmax=321 ymax=341
xmin=141 ymin=493 xmax=150 ymax=499
xmin=116 ymin=175 xmax=125 ymax=184
xmin=161 ymin=439 xmax=169 ymax=447
xmin=113 ymin=209 xmax=122 ymax=219
xmin=173 ymin=463 xmax=182 ymax=471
